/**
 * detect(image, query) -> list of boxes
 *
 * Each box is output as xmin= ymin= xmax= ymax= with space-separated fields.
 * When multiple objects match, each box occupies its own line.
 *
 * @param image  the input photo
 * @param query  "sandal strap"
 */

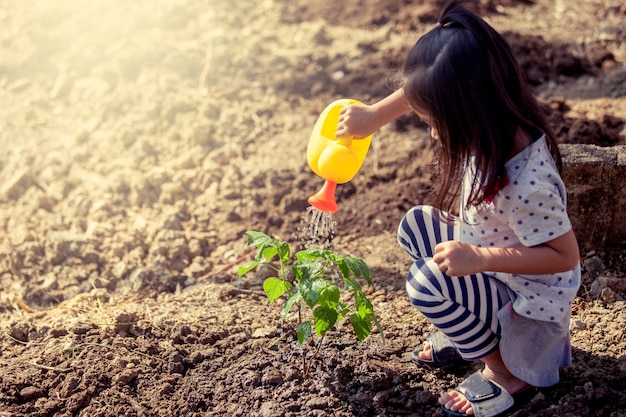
xmin=456 ymin=372 xmax=501 ymax=401
xmin=429 ymin=331 xmax=462 ymax=363
xmin=452 ymin=372 xmax=514 ymax=417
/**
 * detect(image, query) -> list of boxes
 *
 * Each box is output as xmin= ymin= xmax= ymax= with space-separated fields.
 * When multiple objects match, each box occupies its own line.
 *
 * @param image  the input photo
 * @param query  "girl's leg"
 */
xmin=398 ymin=206 xmax=530 ymax=414
xmin=405 ymin=259 xmax=502 ymax=360
xmin=398 ymin=205 xmax=500 ymax=359
xmin=406 ymin=252 xmax=532 ymax=414
xmin=398 ymin=205 xmax=455 ymax=261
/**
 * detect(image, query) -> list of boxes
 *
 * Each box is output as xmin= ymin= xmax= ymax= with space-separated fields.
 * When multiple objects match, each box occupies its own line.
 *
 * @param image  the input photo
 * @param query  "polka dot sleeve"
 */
xmin=508 ymin=187 xmax=572 ymax=247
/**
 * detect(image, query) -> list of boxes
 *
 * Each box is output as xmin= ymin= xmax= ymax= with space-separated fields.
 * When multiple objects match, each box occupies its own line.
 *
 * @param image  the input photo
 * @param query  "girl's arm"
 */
xmin=336 ymin=89 xmax=413 ymax=138
xmin=433 ymin=229 xmax=580 ymax=277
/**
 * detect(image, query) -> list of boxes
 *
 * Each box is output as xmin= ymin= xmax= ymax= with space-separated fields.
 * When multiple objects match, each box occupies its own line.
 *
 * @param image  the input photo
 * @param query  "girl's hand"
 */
xmin=335 ymin=104 xmax=380 ymax=139
xmin=433 ymin=241 xmax=486 ymax=277
xmin=434 ymin=230 xmax=580 ymax=277
xmin=335 ymin=89 xmax=413 ymax=139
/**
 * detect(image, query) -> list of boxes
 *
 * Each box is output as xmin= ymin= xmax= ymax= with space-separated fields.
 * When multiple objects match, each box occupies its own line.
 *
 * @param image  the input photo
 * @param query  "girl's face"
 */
xmin=412 ymin=107 xmax=439 ymax=140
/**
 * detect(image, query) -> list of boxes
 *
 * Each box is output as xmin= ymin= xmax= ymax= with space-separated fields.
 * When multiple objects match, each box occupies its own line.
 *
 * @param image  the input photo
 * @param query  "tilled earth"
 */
xmin=1 ymin=0 xmax=625 ymax=416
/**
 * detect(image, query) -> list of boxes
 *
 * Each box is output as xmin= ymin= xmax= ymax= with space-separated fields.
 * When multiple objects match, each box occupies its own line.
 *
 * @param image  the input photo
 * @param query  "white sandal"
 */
xmin=440 ymin=371 xmax=516 ymax=417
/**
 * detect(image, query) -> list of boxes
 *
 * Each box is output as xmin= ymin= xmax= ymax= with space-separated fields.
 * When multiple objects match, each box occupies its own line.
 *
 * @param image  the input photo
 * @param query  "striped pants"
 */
xmin=397 ymin=205 xmax=507 ymax=360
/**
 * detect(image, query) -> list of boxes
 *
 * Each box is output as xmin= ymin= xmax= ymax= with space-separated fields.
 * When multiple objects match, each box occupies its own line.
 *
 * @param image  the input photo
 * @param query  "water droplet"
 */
xmin=295 ymin=206 xmax=336 ymax=249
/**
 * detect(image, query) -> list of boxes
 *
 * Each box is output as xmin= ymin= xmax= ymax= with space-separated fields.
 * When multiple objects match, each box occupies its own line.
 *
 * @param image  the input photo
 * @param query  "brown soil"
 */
xmin=1 ymin=0 xmax=625 ymax=416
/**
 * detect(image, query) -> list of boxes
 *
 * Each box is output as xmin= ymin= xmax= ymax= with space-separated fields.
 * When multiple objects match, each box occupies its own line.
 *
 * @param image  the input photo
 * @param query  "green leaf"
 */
xmin=342 ymin=275 xmax=363 ymax=292
xmin=245 ymin=230 xmax=272 ymax=246
xmin=297 ymin=321 xmax=312 ymax=344
xmin=349 ymin=313 xmax=372 ymax=341
xmin=277 ymin=242 xmax=291 ymax=264
xmin=336 ymin=304 xmax=350 ymax=321
xmin=238 ymin=262 xmax=260 ymax=277
xmin=343 ymin=256 xmax=371 ymax=284
xmin=260 ymin=246 xmax=278 ymax=262
xmin=244 ymin=231 xmax=291 ymax=265
xmin=317 ymin=283 xmax=340 ymax=308
xmin=313 ymin=305 xmax=338 ymax=336
xmin=291 ymin=261 xmax=317 ymax=280
xmin=296 ymin=248 xmax=331 ymax=262
xmin=298 ymin=276 xmax=318 ymax=308
xmin=354 ymin=292 xmax=375 ymax=317
xmin=293 ymin=259 xmax=324 ymax=279
xmin=358 ymin=300 xmax=374 ymax=319
xmin=281 ymin=291 xmax=301 ymax=321
xmin=336 ymin=257 xmax=350 ymax=278
xmin=263 ymin=277 xmax=291 ymax=303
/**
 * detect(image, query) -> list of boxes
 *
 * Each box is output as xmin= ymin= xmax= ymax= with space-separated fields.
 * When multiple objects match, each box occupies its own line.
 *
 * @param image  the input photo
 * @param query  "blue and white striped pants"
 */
xmin=397 ymin=205 xmax=507 ymax=360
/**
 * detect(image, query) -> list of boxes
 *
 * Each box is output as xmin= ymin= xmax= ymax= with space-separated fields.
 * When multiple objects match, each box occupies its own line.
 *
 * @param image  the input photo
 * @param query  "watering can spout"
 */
xmin=306 ymin=99 xmax=372 ymax=213
xmin=308 ymin=180 xmax=338 ymax=213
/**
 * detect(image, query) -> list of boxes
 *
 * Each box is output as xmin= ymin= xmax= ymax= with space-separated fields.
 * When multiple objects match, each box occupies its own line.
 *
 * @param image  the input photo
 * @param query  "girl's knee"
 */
xmin=406 ymin=258 xmax=444 ymax=299
xmin=399 ymin=205 xmax=429 ymax=230
xmin=397 ymin=205 xmax=429 ymax=255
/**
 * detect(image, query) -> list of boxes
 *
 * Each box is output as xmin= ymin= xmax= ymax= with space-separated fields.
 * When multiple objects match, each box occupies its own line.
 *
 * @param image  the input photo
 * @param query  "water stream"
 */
xmin=293 ymin=206 xmax=336 ymax=249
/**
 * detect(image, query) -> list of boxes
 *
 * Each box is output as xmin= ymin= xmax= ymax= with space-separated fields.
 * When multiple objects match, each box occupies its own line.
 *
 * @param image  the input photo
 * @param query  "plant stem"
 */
xmin=304 ymin=332 xmax=326 ymax=377
xmin=297 ymin=304 xmax=307 ymax=376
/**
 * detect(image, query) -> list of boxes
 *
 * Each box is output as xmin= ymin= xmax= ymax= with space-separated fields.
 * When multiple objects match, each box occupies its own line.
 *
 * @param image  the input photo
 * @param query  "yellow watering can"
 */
xmin=307 ymin=99 xmax=373 ymax=213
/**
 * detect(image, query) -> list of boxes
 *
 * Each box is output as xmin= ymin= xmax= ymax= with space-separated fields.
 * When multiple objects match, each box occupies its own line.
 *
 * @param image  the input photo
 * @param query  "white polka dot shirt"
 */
xmin=460 ymin=136 xmax=581 ymax=322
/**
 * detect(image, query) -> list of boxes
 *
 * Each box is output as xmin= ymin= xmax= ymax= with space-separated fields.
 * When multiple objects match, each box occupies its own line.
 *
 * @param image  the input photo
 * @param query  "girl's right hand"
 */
xmin=335 ymin=104 xmax=379 ymax=139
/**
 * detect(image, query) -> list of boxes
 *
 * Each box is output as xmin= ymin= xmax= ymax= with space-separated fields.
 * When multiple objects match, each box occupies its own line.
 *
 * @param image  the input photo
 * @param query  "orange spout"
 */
xmin=308 ymin=180 xmax=338 ymax=213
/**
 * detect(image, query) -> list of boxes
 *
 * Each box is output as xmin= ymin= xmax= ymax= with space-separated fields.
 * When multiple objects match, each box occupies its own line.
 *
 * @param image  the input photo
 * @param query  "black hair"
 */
xmin=402 ymin=0 xmax=561 ymax=220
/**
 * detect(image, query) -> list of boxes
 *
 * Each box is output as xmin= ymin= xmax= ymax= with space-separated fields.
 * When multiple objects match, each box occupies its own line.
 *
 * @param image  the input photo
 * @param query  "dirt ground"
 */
xmin=1 ymin=0 xmax=625 ymax=416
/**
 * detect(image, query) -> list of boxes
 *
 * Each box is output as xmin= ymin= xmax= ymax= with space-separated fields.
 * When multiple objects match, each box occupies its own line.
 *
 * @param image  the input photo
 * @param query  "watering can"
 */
xmin=307 ymin=99 xmax=373 ymax=213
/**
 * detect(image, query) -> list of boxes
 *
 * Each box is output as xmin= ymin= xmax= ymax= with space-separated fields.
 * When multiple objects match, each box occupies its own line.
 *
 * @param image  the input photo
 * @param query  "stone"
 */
xmin=560 ymin=144 xmax=626 ymax=251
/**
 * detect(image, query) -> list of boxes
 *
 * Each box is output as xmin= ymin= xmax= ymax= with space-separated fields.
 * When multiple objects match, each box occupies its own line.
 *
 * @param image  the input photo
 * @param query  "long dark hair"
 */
xmin=402 ymin=0 xmax=561 ymax=220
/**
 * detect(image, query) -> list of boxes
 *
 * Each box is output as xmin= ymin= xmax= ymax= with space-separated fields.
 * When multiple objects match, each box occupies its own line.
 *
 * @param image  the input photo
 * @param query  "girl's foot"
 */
xmin=412 ymin=332 xmax=470 ymax=370
xmin=438 ymin=365 xmax=531 ymax=415
xmin=416 ymin=340 xmax=432 ymax=361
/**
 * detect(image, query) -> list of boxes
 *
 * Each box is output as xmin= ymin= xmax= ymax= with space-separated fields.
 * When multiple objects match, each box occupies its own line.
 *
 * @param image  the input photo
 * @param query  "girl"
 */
xmin=335 ymin=1 xmax=581 ymax=416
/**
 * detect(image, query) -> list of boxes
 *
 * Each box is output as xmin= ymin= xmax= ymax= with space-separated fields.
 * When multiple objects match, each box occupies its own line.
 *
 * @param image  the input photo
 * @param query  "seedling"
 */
xmin=239 ymin=231 xmax=384 ymax=375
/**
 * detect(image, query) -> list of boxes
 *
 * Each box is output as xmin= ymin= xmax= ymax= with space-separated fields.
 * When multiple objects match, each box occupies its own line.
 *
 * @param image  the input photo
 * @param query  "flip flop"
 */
xmin=411 ymin=331 xmax=471 ymax=371
xmin=441 ymin=371 xmax=536 ymax=417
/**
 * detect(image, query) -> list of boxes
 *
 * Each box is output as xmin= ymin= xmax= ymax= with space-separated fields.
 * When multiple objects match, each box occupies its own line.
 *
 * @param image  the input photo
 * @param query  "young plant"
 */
xmin=239 ymin=231 xmax=384 ymax=374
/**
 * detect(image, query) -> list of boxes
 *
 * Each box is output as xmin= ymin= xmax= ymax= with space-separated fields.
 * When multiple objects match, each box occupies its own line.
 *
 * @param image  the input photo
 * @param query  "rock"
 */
xmin=129 ymin=268 xmax=155 ymax=291
xmin=305 ymin=397 xmax=329 ymax=410
xmin=560 ymin=144 xmax=626 ymax=251
xmin=8 ymin=323 xmax=30 ymax=342
xmin=167 ymin=351 xmax=185 ymax=374
xmin=262 ymin=369 xmax=283 ymax=386
xmin=1 ymin=168 xmax=33 ymax=200
xmin=189 ymin=351 xmax=205 ymax=364
xmin=58 ymin=376 xmax=80 ymax=398
xmin=187 ymin=239 xmax=203 ymax=257
xmin=114 ymin=312 xmax=140 ymax=334
xmin=589 ymin=276 xmax=626 ymax=296
xmin=160 ymin=182 xmax=187 ymax=204
xmin=72 ymin=326 xmax=91 ymax=335
xmin=50 ymin=328 xmax=69 ymax=338
xmin=20 ymin=386 xmax=46 ymax=401
xmin=583 ymin=256 xmax=606 ymax=279
xmin=113 ymin=369 xmax=139 ymax=386
xmin=7 ymin=224 xmax=35 ymax=246
xmin=251 ymin=327 xmax=275 ymax=338
xmin=258 ymin=400 xmax=283 ymax=417
xmin=44 ymin=232 xmax=89 ymax=266
xmin=186 ymin=256 xmax=211 ymax=277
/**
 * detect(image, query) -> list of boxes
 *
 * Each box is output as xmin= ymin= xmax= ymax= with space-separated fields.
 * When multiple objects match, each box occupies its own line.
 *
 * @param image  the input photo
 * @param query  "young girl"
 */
xmin=335 ymin=1 xmax=581 ymax=416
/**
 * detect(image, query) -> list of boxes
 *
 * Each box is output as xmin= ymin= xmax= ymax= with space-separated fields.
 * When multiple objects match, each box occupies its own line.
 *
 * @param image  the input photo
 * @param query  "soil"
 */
xmin=1 ymin=0 xmax=625 ymax=416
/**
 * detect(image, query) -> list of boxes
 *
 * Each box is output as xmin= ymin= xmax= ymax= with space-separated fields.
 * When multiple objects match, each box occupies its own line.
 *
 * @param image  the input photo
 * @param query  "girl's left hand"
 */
xmin=433 ymin=241 xmax=485 ymax=277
